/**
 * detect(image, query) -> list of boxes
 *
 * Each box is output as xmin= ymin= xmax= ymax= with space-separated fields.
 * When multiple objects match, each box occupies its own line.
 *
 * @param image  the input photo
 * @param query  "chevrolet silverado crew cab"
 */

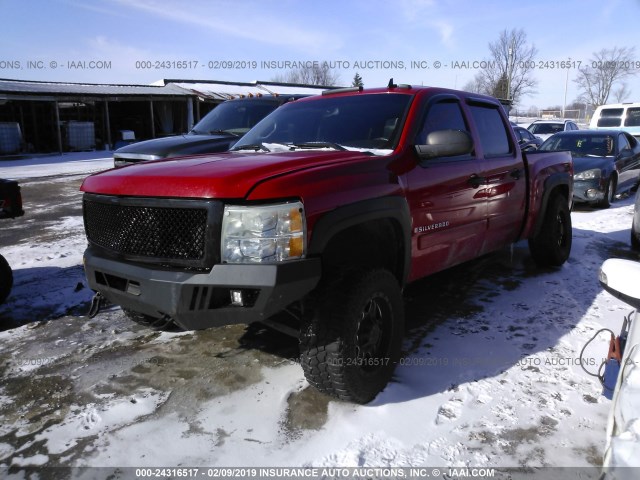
xmin=81 ymin=82 xmax=573 ymax=403
xmin=113 ymin=94 xmax=307 ymax=167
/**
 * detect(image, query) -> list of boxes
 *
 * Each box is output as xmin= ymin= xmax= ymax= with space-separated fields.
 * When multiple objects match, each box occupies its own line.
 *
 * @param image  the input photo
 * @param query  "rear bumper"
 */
xmin=84 ymin=248 xmax=321 ymax=330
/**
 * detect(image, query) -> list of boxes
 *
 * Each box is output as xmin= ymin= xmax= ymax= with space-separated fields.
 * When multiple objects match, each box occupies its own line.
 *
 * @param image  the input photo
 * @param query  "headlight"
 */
xmin=221 ymin=201 xmax=306 ymax=263
xmin=574 ymin=169 xmax=601 ymax=180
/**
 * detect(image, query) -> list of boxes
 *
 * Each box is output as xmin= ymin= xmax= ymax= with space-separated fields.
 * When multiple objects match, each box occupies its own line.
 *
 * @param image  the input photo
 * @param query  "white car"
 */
xmin=527 ymin=119 xmax=579 ymax=141
xmin=598 ymin=258 xmax=640 ymax=477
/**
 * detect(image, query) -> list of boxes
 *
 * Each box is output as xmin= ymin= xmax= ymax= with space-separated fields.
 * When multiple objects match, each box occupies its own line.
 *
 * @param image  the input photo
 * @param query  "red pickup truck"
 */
xmin=81 ymin=83 xmax=573 ymax=403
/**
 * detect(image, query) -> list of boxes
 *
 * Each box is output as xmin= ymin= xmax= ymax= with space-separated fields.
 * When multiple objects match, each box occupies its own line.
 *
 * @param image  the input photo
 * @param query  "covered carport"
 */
xmin=0 ymin=79 xmax=330 ymax=156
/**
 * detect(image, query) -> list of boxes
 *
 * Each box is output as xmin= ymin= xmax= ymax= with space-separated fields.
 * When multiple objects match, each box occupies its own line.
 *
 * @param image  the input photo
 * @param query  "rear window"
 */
xmin=529 ymin=123 xmax=563 ymax=135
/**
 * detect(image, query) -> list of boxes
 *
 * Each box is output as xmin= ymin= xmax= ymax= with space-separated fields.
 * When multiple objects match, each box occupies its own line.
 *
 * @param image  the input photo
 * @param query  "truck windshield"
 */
xmin=190 ymin=99 xmax=279 ymax=136
xmin=232 ymin=93 xmax=412 ymax=154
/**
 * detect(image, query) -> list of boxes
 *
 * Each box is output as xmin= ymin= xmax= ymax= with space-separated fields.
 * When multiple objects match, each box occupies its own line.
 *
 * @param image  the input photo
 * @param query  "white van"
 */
xmin=590 ymin=103 xmax=640 ymax=138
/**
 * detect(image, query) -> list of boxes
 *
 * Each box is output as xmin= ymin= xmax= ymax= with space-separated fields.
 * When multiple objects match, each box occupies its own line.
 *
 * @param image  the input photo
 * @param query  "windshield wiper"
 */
xmin=208 ymin=129 xmax=239 ymax=137
xmin=291 ymin=142 xmax=346 ymax=151
xmin=233 ymin=143 xmax=270 ymax=152
xmin=189 ymin=128 xmax=239 ymax=136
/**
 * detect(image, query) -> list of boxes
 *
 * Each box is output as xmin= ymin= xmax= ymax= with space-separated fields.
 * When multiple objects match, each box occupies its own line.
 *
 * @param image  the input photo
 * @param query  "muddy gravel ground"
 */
xmin=0 ymin=173 xmax=636 ymax=472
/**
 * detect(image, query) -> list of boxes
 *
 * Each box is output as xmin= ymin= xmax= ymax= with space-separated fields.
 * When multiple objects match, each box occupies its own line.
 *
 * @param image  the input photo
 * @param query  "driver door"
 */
xmin=404 ymin=95 xmax=487 ymax=281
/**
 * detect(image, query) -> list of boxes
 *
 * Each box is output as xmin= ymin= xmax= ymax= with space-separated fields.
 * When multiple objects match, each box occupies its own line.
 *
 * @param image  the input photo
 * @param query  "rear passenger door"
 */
xmin=404 ymin=95 xmax=487 ymax=280
xmin=466 ymin=101 xmax=527 ymax=254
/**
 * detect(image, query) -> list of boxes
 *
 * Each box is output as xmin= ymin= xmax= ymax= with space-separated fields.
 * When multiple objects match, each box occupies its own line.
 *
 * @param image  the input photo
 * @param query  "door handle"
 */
xmin=510 ymin=168 xmax=521 ymax=180
xmin=468 ymin=174 xmax=484 ymax=188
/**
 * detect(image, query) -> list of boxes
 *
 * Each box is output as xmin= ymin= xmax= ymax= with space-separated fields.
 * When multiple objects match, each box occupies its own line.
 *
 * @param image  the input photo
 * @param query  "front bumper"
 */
xmin=84 ymin=248 xmax=321 ymax=330
xmin=573 ymin=179 xmax=605 ymax=203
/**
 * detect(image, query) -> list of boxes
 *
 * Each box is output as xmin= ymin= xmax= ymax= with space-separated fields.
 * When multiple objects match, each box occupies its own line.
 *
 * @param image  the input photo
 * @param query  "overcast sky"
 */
xmin=1 ymin=0 xmax=639 ymax=110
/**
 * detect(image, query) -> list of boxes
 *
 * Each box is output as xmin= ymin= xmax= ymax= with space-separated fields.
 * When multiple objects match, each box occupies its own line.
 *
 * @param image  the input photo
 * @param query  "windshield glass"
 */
xmin=540 ymin=134 xmax=615 ymax=157
xmin=191 ymin=99 xmax=279 ymax=136
xmin=232 ymin=93 xmax=412 ymax=154
xmin=528 ymin=123 xmax=564 ymax=135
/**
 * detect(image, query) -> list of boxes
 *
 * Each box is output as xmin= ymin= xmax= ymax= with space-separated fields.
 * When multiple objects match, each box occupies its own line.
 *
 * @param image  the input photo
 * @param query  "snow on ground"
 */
xmin=0 ymin=152 xmax=639 ymax=476
xmin=0 ymin=151 xmax=114 ymax=180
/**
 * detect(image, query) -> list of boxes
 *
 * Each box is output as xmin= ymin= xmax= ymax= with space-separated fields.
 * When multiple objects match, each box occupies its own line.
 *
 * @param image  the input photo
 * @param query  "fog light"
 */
xmin=230 ymin=289 xmax=244 ymax=306
xmin=126 ymin=280 xmax=141 ymax=296
xmin=586 ymin=189 xmax=598 ymax=199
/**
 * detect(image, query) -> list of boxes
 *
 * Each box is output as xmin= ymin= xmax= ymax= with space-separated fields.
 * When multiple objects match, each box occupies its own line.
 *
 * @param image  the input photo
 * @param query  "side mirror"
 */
xmin=599 ymin=259 xmax=640 ymax=309
xmin=415 ymin=129 xmax=473 ymax=160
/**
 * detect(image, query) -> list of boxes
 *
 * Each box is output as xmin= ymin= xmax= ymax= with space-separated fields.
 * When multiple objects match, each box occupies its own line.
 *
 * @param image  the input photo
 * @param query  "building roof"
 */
xmin=0 ymin=78 xmax=331 ymax=102
xmin=161 ymin=79 xmax=332 ymax=100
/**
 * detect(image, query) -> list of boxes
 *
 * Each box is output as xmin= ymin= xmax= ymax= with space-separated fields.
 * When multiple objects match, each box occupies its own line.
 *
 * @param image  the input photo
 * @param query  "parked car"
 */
xmin=527 ymin=119 xmax=579 ymax=141
xmin=0 ymin=178 xmax=24 ymax=304
xmin=113 ymin=94 xmax=308 ymax=167
xmin=598 ymin=258 xmax=640 ymax=475
xmin=590 ymin=102 xmax=640 ymax=140
xmin=632 ymin=189 xmax=640 ymax=251
xmin=513 ymin=126 xmax=543 ymax=151
xmin=539 ymin=130 xmax=640 ymax=208
xmin=81 ymin=83 xmax=573 ymax=403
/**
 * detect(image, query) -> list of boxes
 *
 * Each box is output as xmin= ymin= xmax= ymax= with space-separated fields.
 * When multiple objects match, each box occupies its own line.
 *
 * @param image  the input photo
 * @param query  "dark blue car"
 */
xmin=539 ymin=130 xmax=640 ymax=208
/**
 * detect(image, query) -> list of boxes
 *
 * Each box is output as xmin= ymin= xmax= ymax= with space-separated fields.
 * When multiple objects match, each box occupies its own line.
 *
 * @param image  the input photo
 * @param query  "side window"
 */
xmin=514 ymin=128 xmax=524 ymax=142
xmin=468 ymin=104 xmax=512 ymax=157
xmin=417 ymin=100 xmax=468 ymax=145
xmin=625 ymin=108 xmax=640 ymax=127
xmin=597 ymin=108 xmax=623 ymax=128
xmin=618 ymin=133 xmax=631 ymax=152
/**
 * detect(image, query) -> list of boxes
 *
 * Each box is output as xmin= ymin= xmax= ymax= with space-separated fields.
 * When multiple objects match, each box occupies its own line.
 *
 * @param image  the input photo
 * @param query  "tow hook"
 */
xmin=579 ymin=311 xmax=631 ymax=399
xmin=87 ymin=291 xmax=104 ymax=318
xmin=602 ymin=333 xmax=622 ymax=399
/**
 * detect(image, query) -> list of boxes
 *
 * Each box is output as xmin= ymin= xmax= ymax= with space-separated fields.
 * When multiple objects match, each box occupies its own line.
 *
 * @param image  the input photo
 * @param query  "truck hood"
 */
xmin=81 ymin=150 xmax=376 ymax=198
xmin=113 ymin=133 xmax=236 ymax=159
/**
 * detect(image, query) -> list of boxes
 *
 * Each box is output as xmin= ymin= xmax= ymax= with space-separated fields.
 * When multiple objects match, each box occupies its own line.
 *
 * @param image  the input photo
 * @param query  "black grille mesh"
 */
xmin=83 ymin=199 xmax=209 ymax=263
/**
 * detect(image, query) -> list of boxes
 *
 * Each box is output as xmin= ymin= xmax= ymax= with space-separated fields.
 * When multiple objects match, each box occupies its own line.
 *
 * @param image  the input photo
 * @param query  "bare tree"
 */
xmin=574 ymin=47 xmax=637 ymax=106
xmin=613 ymin=82 xmax=631 ymax=103
xmin=272 ymin=62 xmax=341 ymax=86
xmin=462 ymin=76 xmax=484 ymax=94
xmin=467 ymin=29 xmax=538 ymax=105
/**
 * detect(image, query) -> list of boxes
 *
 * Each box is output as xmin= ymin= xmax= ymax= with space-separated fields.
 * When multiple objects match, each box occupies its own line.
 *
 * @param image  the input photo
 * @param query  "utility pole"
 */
xmin=562 ymin=58 xmax=571 ymax=118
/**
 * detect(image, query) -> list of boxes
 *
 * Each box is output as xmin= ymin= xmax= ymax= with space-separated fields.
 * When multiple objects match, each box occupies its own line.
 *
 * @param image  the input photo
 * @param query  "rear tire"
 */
xmin=528 ymin=193 xmax=572 ymax=267
xmin=299 ymin=269 xmax=404 ymax=404
xmin=0 ymin=254 xmax=13 ymax=305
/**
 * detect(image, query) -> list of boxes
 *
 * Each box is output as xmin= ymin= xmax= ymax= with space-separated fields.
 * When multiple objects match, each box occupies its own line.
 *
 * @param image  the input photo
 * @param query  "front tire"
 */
xmin=528 ymin=193 xmax=572 ymax=267
xmin=0 ymin=254 xmax=13 ymax=304
xmin=300 ymin=269 xmax=404 ymax=404
xmin=597 ymin=177 xmax=615 ymax=209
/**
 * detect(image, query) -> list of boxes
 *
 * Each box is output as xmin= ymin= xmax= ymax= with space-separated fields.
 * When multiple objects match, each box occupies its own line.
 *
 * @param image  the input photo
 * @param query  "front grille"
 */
xmin=83 ymin=194 xmax=222 ymax=268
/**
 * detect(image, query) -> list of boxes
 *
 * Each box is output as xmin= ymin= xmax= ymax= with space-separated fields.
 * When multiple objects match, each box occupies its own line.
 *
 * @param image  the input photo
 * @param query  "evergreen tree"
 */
xmin=352 ymin=72 xmax=364 ymax=88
